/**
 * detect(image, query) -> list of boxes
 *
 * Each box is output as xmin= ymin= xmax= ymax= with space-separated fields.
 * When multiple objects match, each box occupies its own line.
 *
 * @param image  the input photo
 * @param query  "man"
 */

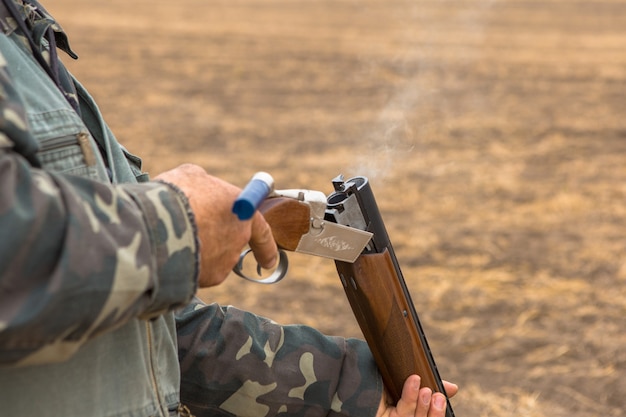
xmin=0 ymin=0 xmax=457 ymax=416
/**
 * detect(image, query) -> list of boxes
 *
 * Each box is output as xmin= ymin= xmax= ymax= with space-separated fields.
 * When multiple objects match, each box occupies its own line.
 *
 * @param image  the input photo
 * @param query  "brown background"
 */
xmin=55 ymin=0 xmax=625 ymax=416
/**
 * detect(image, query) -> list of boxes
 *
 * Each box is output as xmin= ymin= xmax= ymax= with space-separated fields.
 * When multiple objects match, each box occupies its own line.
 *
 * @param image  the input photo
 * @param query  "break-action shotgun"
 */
xmin=233 ymin=174 xmax=455 ymax=416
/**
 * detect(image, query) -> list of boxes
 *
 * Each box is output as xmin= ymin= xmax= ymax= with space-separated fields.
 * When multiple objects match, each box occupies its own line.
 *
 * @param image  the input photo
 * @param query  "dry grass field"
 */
xmin=55 ymin=0 xmax=626 ymax=415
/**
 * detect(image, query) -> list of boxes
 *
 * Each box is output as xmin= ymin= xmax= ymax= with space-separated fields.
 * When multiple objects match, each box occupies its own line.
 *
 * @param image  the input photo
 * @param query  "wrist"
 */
xmin=125 ymin=180 xmax=200 ymax=316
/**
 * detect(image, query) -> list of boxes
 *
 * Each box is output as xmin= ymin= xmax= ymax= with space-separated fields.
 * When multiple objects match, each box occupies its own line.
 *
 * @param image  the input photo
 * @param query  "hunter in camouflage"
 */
xmin=0 ymin=0 xmax=198 ymax=367
xmin=0 ymin=0 xmax=455 ymax=416
xmin=177 ymin=299 xmax=382 ymax=417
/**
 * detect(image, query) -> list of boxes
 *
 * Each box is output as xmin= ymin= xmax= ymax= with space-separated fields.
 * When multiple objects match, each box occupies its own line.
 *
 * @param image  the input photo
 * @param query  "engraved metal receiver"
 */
xmin=271 ymin=189 xmax=372 ymax=263
xmin=232 ymin=182 xmax=372 ymax=284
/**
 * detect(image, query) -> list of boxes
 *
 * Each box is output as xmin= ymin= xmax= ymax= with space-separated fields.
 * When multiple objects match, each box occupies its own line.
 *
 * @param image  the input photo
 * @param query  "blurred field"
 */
xmin=56 ymin=0 xmax=626 ymax=415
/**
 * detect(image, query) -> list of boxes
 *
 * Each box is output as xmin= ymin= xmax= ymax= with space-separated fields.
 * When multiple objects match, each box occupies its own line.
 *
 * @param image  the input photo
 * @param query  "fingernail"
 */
xmin=413 ymin=375 xmax=421 ymax=391
xmin=420 ymin=388 xmax=432 ymax=405
xmin=265 ymin=255 xmax=278 ymax=269
xmin=433 ymin=394 xmax=446 ymax=411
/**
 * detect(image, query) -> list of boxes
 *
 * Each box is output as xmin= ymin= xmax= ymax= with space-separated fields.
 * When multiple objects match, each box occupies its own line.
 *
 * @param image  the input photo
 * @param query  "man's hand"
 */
xmin=155 ymin=164 xmax=278 ymax=287
xmin=377 ymin=375 xmax=458 ymax=417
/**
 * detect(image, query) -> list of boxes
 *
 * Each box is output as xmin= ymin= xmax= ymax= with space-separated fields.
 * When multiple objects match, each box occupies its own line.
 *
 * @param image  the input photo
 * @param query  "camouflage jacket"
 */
xmin=0 ymin=1 xmax=382 ymax=416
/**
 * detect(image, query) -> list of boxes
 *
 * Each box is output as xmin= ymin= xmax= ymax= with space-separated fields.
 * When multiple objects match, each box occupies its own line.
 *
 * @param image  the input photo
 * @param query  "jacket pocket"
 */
xmin=37 ymin=131 xmax=101 ymax=179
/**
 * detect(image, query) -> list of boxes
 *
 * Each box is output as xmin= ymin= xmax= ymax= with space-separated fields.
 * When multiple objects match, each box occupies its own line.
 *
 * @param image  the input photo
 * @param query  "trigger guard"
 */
xmin=233 ymin=249 xmax=289 ymax=284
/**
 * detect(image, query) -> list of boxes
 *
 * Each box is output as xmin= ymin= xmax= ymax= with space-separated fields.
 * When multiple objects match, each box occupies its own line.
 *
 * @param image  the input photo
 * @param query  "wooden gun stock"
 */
xmin=259 ymin=197 xmax=310 ymax=251
xmin=335 ymin=251 xmax=444 ymax=403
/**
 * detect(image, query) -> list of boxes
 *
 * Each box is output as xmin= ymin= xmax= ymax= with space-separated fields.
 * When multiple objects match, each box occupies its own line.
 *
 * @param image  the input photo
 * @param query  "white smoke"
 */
xmin=349 ymin=0 xmax=497 ymax=182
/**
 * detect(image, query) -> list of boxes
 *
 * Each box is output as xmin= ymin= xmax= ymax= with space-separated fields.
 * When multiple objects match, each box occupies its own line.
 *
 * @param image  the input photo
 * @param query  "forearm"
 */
xmin=0 ymin=151 xmax=198 ymax=366
xmin=176 ymin=299 xmax=383 ymax=417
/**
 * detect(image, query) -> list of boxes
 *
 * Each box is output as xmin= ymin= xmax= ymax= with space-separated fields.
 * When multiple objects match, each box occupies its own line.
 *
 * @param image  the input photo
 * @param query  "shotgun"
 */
xmin=233 ymin=174 xmax=455 ymax=415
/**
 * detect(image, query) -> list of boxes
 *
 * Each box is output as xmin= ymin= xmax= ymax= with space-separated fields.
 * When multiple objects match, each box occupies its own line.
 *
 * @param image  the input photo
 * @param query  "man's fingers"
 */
xmin=393 ymin=375 xmax=421 ymax=416
xmin=415 ymin=387 xmax=432 ymax=417
xmin=393 ymin=375 xmax=454 ymax=417
xmin=248 ymin=212 xmax=278 ymax=269
xmin=430 ymin=393 xmax=447 ymax=415
xmin=442 ymin=381 xmax=458 ymax=397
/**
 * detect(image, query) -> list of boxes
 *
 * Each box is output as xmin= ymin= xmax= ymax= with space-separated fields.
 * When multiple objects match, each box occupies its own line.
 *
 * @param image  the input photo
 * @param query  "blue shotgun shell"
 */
xmin=232 ymin=172 xmax=275 ymax=220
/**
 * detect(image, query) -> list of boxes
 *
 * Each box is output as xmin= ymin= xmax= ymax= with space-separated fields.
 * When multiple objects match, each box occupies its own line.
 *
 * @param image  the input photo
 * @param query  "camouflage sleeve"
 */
xmin=0 ymin=58 xmax=199 ymax=366
xmin=176 ymin=299 xmax=383 ymax=417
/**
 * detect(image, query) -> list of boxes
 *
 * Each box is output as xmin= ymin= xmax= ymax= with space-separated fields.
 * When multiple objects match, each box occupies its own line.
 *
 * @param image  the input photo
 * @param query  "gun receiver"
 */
xmin=253 ymin=176 xmax=454 ymax=415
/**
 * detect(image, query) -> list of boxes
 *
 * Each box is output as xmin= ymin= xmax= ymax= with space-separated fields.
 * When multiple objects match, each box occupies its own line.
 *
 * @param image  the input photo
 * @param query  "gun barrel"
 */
xmin=326 ymin=175 xmax=455 ymax=416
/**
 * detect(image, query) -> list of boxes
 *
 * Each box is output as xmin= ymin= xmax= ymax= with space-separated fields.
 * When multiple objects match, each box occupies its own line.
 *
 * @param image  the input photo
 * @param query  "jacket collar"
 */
xmin=0 ymin=0 xmax=78 ymax=59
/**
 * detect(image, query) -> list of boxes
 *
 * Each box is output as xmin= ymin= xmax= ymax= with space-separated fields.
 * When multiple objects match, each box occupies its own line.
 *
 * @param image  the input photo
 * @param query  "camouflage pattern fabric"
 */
xmin=0 ymin=0 xmax=199 ymax=366
xmin=1 ymin=0 xmax=80 ymax=111
xmin=0 ymin=0 xmax=385 ymax=415
xmin=177 ymin=299 xmax=382 ymax=417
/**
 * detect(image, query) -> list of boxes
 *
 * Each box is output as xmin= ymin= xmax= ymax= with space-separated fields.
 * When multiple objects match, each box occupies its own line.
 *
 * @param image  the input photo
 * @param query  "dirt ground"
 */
xmin=54 ymin=0 xmax=625 ymax=415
